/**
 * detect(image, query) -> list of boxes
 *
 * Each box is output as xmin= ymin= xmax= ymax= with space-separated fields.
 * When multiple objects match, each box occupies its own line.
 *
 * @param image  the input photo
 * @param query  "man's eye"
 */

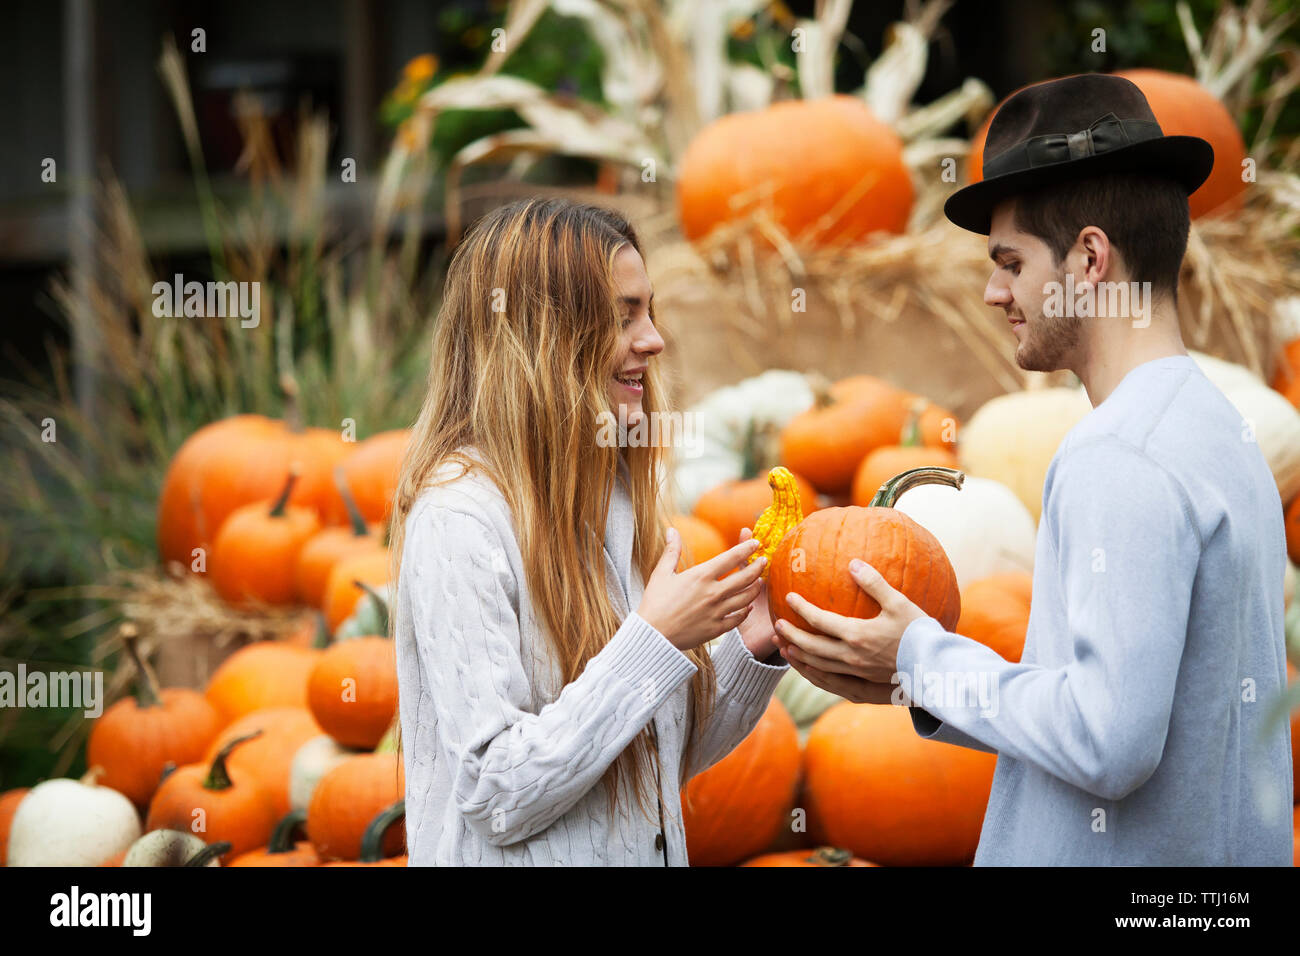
xmin=1005 ymin=262 xmax=1020 ymax=276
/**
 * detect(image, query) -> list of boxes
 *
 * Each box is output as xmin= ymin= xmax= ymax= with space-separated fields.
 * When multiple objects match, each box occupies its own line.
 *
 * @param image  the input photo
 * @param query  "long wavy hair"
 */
xmin=388 ymin=197 xmax=716 ymax=824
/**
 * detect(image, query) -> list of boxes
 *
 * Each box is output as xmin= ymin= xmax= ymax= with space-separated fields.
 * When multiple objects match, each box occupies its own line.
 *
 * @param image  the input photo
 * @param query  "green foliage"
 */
xmin=1044 ymin=0 xmax=1300 ymax=147
xmin=381 ymin=6 xmax=608 ymax=171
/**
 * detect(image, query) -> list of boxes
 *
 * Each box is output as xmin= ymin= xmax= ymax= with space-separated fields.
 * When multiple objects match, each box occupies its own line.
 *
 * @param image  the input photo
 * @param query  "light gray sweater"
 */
xmin=901 ymin=355 xmax=1295 ymax=865
xmin=395 ymin=450 xmax=789 ymax=866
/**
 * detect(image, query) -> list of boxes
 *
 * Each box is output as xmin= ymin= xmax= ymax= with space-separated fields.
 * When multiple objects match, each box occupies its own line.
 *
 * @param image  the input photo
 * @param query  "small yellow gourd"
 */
xmin=749 ymin=467 xmax=804 ymax=577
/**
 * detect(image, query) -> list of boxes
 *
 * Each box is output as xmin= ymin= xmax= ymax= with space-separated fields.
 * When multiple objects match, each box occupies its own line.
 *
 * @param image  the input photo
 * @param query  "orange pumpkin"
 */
xmin=322 ymin=549 xmax=391 ymax=632
xmin=1270 ymin=339 xmax=1300 ymax=400
xmin=780 ymin=377 xmax=912 ymax=495
xmin=677 ymin=96 xmax=913 ymax=248
xmin=1293 ymin=805 xmax=1299 ymax=867
xmin=1285 ymin=498 xmax=1300 ymax=566
xmin=670 ymin=514 xmax=728 ymax=570
xmin=768 ymin=468 xmax=963 ymax=635
xmin=915 ymin=398 xmax=960 ymax=451
xmin=211 ymin=471 xmax=322 ymax=606
xmin=97 ymin=847 xmax=128 ymax=867
xmin=295 ymin=470 xmax=380 ymax=607
xmin=227 ymin=809 xmax=321 ymax=867
xmin=318 ymin=801 xmax=407 ymax=867
xmin=693 ymin=473 xmax=819 ymax=550
xmin=87 ymin=630 xmax=222 ymax=808
xmin=1289 ymin=662 xmax=1299 ymax=803
xmin=205 ymin=642 xmax=320 ymax=728
xmin=307 ymin=753 xmax=406 ymax=861
xmin=740 ymin=846 xmax=877 ymax=867
xmin=204 ymin=707 xmax=323 ymax=820
xmin=681 ymin=699 xmax=801 ymax=867
xmin=146 ymin=732 xmax=277 ymax=862
xmin=156 ymin=415 xmax=349 ymax=571
xmin=0 ymin=787 xmax=29 ymax=866
xmin=327 ymin=430 xmax=412 ymax=525
xmin=804 ymin=702 xmax=996 ymax=865
xmin=955 ymin=572 xmax=1034 ymax=663
xmin=852 ymin=445 xmax=959 ymax=507
xmin=969 ymin=70 xmax=1247 ymax=220
xmin=307 ymin=638 xmax=398 ymax=750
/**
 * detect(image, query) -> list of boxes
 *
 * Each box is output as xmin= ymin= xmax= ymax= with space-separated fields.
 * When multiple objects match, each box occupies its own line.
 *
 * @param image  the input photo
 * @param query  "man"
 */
xmin=774 ymin=73 xmax=1294 ymax=865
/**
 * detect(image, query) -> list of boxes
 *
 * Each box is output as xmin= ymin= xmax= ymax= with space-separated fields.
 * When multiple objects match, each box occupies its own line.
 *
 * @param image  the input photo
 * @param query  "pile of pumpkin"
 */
xmin=156 ymin=413 xmax=411 ymax=628
xmin=672 ymin=360 xmax=1300 ymax=866
xmin=0 ymin=606 xmax=405 ymax=867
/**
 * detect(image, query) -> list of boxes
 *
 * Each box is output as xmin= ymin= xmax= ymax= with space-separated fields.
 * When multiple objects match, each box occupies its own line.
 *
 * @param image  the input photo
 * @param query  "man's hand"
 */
xmin=773 ymin=558 xmax=928 ymax=686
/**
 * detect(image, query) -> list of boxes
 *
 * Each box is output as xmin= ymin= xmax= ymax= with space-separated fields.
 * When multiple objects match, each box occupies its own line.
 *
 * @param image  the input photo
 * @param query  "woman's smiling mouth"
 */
xmin=614 ymin=367 xmax=645 ymax=393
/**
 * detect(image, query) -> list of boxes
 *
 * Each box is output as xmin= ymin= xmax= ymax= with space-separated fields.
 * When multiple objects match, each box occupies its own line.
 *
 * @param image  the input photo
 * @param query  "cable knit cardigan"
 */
xmin=394 ymin=451 xmax=789 ymax=865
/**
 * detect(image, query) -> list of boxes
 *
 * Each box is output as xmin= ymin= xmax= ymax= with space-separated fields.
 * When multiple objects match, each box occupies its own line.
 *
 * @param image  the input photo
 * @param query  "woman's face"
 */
xmin=608 ymin=245 xmax=664 ymax=427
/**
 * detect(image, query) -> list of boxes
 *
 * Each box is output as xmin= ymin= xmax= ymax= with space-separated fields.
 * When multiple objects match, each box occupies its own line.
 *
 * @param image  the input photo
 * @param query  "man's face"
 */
xmin=984 ymin=202 xmax=1082 ymax=373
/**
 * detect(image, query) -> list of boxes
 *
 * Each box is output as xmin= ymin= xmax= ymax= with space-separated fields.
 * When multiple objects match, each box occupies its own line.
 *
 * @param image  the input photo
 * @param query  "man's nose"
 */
xmin=985 ymin=272 xmax=1012 ymax=309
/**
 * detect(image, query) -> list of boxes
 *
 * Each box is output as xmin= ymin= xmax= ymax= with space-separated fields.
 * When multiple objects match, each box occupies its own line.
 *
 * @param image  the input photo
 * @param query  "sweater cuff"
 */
xmin=896 ymin=614 xmax=944 ymax=678
xmin=712 ymin=627 xmax=789 ymax=704
xmin=600 ymin=611 xmax=699 ymax=708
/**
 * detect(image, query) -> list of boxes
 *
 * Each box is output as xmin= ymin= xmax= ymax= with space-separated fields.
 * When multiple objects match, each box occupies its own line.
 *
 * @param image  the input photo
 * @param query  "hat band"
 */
xmin=983 ymin=112 xmax=1165 ymax=179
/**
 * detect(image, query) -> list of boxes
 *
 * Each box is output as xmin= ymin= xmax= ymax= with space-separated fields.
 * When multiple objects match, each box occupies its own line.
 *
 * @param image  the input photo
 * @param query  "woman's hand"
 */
xmin=735 ymin=527 xmax=779 ymax=661
xmin=638 ymin=528 xmax=765 ymax=651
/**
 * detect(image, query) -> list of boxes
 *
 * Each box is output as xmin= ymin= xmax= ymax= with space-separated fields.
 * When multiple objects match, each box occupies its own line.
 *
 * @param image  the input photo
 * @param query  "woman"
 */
xmin=390 ymin=197 xmax=789 ymax=866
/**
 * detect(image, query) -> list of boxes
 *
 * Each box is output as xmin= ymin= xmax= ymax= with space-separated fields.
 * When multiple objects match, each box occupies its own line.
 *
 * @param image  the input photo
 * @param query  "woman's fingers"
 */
xmin=720 ymin=604 xmax=753 ymax=629
xmin=700 ymin=537 xmax=762 ymax=577
xmin=717 ymin=575 xmax=763 ymax=616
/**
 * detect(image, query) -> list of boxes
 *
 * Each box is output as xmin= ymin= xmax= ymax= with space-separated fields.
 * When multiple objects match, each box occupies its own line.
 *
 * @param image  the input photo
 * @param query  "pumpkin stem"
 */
xmin=355 ymin=580 xmax=390 ymax=637
xmin=805 ymin=372 xmax=835 ymax=410
xmin=309 ymin=610 xmax=333 ymax=649
xmin=899 ymin=397 xmax=928 ymax=448
xmin=203 ymin=731 xmax=263 ymax=791
xmin=807 ymin=846 xmax=854 ymax=866
xmin=279 ymin=372 xmax=305 ymax=434
xmin=869 ymin=466 xmax=964 ymax=508
xmin=333 ymin=467 xmax=369 ymax=537
xmin=80 ymin=766 xmax=106 ymax=787
xmin=120 ymin=623 xmax=161 ymax=709
xmin=184 ymin=842 xmax=232 ymax=867
xmin=358 ymin=799 xmax=405 ymax=863
xmin=267 ymin=809 xmax=309 ymax=854
xmin=269 ymin=468 xmax=301 ymax=518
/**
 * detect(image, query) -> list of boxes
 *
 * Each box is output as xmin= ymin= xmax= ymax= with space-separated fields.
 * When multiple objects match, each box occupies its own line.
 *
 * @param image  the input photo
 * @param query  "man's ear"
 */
xmin=1075 ymin=226 xmax=1113 ymax=285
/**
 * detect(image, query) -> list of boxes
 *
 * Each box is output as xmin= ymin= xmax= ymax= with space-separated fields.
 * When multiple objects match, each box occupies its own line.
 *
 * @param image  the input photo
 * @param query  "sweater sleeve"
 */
xmin=405 ymin=504 xmax=699 ymax=847
xmin=895 ymin=438 xmax=1200 ymax=800
xmin=681 ymin=627 xmax=789 ymax=781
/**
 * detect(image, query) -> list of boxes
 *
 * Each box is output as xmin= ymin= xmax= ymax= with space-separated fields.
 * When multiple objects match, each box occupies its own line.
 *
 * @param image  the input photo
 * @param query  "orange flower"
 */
xmin=402 ymin=54 xmax=437 ymax=85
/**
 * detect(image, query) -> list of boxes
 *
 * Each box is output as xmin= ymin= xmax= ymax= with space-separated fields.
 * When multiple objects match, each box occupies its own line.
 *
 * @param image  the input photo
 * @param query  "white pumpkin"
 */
xmin=1089 ymin=353 xmax=1300 ymax=505
xmin=7 ymin=774 xmax=141 ymax=867
xmin=670 ymin=370 xmax=815 ymax=512
xmin=289 ymin=735 xmax=358 ymax=813
xmin=123 ymin=829 xmax=221 ymax=867
xmin=893 ymin=475 xmax=1037 ymax=590
xmin=1190 ymin=353 xmax=1300 ymax=506
xmin=958 ymin=387 xmax=1093 ymax=521
xmin=774 ymin=668 xmax=843 ymax=732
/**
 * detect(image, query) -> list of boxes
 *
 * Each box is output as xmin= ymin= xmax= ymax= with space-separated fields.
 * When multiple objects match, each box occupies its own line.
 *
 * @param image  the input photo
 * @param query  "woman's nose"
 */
xmin=635 ymin=318 xmax=665 ymax=356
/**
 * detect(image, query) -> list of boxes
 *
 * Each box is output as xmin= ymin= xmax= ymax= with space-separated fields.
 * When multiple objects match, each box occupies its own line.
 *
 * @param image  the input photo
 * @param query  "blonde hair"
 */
xmin=388 ymin=197 xmax=716 ymax=825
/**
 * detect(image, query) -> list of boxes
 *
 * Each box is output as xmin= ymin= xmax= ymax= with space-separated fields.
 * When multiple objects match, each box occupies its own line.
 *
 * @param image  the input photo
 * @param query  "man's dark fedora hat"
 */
xmin=944 ymin=73 xmax=1215 ymax=235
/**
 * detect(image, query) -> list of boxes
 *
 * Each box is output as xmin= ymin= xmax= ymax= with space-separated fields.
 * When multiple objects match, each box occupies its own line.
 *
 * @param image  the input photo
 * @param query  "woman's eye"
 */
xmin=1005 ymin=262 xmax=1020 ymax=276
